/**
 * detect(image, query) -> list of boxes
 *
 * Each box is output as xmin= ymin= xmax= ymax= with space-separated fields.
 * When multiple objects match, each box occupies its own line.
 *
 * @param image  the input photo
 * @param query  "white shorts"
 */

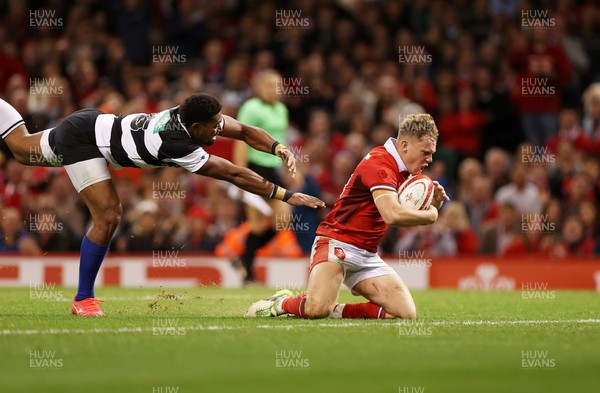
xmin=64 ymin=158 xmax=112 ymax=193
xmin=309 ymin=236 xmax=395 ymax=295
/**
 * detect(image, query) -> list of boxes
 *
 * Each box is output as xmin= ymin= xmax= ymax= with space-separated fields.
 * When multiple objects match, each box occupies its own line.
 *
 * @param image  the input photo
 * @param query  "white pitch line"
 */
xmin=45 ymin=294 xmax=257 ymax=302
xmin=0 ymin=319 xmax=599 ymax=336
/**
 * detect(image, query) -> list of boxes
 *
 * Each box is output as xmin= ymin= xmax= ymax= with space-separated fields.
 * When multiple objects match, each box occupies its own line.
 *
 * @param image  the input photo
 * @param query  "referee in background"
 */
xmin=233 ymin=70 xmax=291 ymax=283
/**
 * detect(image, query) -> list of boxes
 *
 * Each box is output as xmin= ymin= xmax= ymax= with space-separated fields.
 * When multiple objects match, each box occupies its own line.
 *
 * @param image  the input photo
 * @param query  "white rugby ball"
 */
xmin=398 ymin=174 xmax=434 ymax=210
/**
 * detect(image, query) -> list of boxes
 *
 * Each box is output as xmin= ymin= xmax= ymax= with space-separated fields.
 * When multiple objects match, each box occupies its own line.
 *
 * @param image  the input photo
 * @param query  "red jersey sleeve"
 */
xmin=359 ymin=155 xmax=399 ymax=193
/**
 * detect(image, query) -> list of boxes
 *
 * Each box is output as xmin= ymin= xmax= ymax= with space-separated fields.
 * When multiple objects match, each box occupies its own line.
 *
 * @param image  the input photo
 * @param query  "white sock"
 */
xmin=329 ymin=304 xmax=345 ymax=319
xmin=274 ymin=296 xmax=287 ymax=315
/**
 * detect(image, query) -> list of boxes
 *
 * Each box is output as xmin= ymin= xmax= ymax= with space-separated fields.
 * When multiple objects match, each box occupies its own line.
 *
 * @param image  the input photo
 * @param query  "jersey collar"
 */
xmin=384 ymin=137 xmax=407 ymax=172
xmin=176 ymin=114 xmax=192 ymax=137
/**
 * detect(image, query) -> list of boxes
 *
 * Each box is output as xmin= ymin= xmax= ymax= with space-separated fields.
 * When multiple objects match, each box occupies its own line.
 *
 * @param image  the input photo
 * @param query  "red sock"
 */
xmin=282 ymin=293 xmax=307 ymax=318
xmin=341 ymin=302 xmax=387 ymax=319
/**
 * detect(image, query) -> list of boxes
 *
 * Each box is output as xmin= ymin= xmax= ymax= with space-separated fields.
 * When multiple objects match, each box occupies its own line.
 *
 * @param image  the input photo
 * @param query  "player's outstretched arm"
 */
xmin=219 ymin=115 xmax=296 ymax=177
xmin=196 ymin=155 xmax=325 ymax=208
xmin=372 ymin=190 xmax=438 ymax=227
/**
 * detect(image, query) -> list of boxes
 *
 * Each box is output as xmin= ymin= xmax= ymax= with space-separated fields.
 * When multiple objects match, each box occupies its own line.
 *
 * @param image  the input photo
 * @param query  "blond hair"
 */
xmin=583 ymin=82 xmax=600 ymax=114
xmin=398 ymin=113 xmax=439 ymax=141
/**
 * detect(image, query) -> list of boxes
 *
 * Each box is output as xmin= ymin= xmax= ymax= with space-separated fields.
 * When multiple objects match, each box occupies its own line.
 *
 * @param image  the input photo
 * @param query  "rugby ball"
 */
xmin=398 ymin=174 xmax=434 ymax=210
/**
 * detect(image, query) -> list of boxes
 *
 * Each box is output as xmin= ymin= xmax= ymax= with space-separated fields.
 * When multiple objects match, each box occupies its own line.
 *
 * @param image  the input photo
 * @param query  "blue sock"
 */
xmin=74 ymin=235 xmax=109 ymax=301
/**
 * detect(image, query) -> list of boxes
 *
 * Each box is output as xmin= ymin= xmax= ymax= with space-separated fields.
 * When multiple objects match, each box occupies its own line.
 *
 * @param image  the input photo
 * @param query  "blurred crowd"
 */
xmin=0 ymin=0 xmax=599 ymax=257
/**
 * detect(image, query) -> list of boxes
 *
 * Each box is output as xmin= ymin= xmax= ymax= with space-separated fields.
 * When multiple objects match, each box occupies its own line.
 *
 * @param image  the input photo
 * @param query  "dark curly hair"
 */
xmin=179 ymin=93 xmax=222 ymax=126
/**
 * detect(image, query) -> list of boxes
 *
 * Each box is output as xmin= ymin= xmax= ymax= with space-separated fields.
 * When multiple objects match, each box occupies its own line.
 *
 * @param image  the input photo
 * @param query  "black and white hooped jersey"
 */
xmin=94 ymin=106 xmax=212 ymax=172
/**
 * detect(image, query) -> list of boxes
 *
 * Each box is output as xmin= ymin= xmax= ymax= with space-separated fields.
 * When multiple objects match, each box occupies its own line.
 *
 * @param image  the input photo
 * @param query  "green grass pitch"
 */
xmin=1 ymin=287 xmax=599 ymax=393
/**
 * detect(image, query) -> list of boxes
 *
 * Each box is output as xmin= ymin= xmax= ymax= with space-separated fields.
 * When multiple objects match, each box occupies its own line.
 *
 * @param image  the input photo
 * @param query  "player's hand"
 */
xmin=426 ymin=205 xmax=439 ymax=223
xmin=287 ymin=192 xmax=326 ymax=208
xmin=277 ymin=148 xmax=297 ymax=178
xmin=431 ymin=181 xmax=450 ymax=209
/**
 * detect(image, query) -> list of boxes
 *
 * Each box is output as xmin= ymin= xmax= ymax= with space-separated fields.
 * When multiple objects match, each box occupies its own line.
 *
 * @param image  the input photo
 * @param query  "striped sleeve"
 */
xmin=0 ymin=99 xmax=25 ymax=139
xmin=164 ymin=147 xmax=210 ymax=173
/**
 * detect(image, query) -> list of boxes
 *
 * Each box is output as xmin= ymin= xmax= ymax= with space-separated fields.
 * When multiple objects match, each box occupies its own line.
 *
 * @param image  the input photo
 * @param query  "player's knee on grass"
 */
xmin=303 ymin=296 xmax=334 ymax=319
xmin=384 ymin=302 xmax=417 ymax=319
xmin=363 ymin=277 xmax=416 ymax=319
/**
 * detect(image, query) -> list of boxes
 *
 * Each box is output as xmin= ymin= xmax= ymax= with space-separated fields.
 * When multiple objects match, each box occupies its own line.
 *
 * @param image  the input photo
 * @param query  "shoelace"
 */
xmin=78 ymin=298 xmax=106 ymax=308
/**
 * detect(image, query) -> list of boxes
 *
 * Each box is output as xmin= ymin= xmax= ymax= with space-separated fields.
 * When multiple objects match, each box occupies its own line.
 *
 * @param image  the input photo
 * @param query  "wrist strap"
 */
xmin=270 ymin=185 xmax=293 ymax=201
xmin=271 ymin=141 xmax=285 ymax=155
xmin=283 ymin=190 xmax=293 ymax=202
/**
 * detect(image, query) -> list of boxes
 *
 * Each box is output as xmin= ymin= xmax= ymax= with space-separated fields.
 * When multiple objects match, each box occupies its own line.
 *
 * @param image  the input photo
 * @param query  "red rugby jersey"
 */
xmin=316 ymin=138 xmax=410 ymax=252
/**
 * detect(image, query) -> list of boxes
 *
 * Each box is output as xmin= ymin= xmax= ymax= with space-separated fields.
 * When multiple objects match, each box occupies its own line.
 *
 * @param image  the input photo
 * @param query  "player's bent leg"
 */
xmin=244 ymin=260 xmax=343 ymax=318
xmin=301 ymin=262 xmax=344 ymax=318
xmin=68 ymin=160 xmax=121 ymax=316
xmin=351 ymin=273 xmax=417 ymax=319
xmin=78 ymin=178 xmax=122 ymax=246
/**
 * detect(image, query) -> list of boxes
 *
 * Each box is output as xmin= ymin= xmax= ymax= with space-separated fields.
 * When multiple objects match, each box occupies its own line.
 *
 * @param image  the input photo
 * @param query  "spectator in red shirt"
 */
xmin=552 ymin=214 xmax=595 ymax=257
xmin=508 ymin=26 xmax=572 ymax=146
xmin=438 ymin=86 xmax=486 ymax=158
xmin=561 ymin=171 xmax=595 ymax=214
xmin=546 ymin=108 xmax=588 ymax=153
